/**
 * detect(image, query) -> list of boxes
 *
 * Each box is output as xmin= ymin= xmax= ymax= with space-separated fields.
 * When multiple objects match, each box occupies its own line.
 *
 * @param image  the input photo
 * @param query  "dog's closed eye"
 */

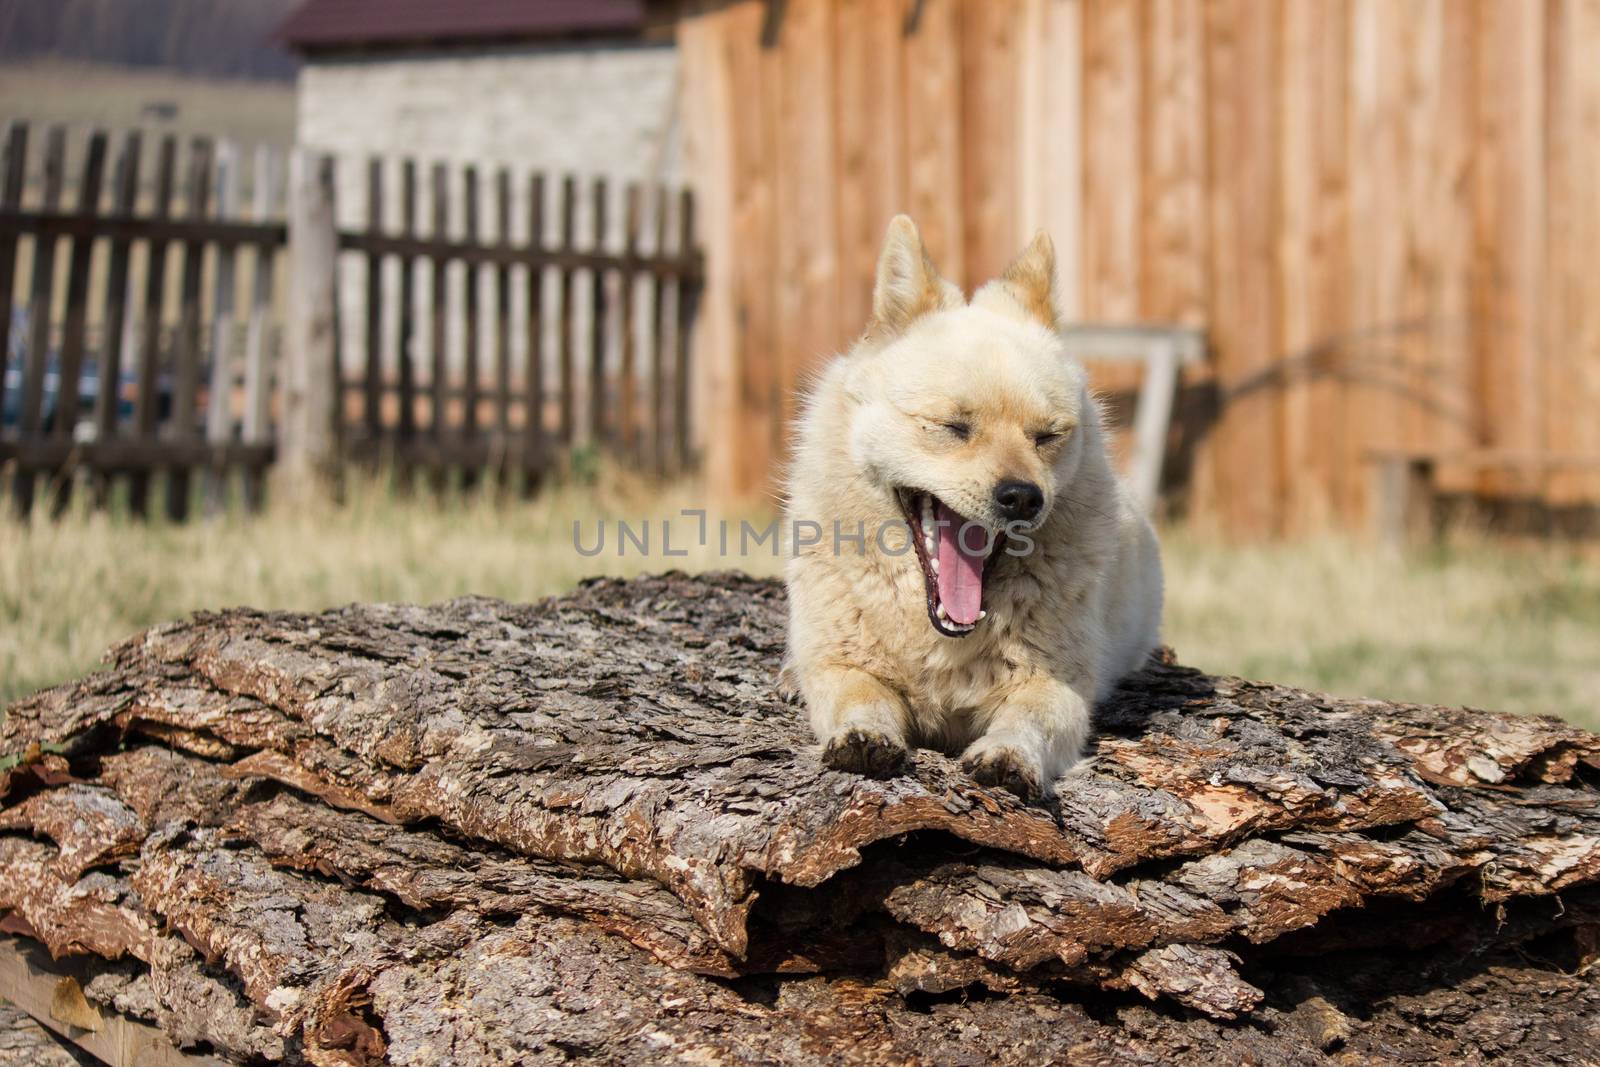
xmin=1034 ymin=430 xmax=1062 ymax=447
xmin=941 ymin=421 xmax=971 ymax=441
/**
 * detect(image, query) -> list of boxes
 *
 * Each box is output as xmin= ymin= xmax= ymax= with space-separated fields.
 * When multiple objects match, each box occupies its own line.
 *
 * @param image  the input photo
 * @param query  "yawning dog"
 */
xmin=782 ymin=216 xmax=1163 ymax=800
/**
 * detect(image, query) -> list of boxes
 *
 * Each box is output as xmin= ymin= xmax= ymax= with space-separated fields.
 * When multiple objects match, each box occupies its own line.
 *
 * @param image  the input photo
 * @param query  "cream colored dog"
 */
xmin=783 ymin=216 xmax=1163 ymax=800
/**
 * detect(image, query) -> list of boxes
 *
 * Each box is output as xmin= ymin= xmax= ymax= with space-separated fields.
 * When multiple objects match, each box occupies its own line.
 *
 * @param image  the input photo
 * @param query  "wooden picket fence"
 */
xmin=0 ymin=124 xmax=284 ymax=518
xmin=0 ymin=120 xmax=703 ymax=519
xmin=336 ymin=161 xmax=701 ymax=488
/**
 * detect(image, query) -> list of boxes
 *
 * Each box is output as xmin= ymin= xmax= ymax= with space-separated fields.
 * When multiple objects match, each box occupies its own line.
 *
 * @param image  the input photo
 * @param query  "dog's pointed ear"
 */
xmin=973 ymin=230 xmax=1058 ymax=329
xmin=868 ymin=215 xmax=962 ymax=341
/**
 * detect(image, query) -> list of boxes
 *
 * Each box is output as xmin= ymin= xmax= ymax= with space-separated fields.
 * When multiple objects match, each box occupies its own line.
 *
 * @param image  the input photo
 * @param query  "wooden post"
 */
xmin=165 ymin=137 xmax=214 ymax=521
xmin=128 ymin=135 xmax=177 ymax=519
xmin=394 ymin=158 xmax=418 ymax=490
xmin=12 ymin=125 xmax=66 ymax=519
xmin=461 ymin=165 xmax=482 ymax=492
xmin=522 ymin=172 xmax=547 ymax=492
xmin=93 ymin=130 xmax=142 ymax=509
xmin=650 ymin=185 xmax=670 ymax=475
xmin=673 ymin=189 xmax=697 ymax=474
xmin=241 ymin=146 xmax=279 ymax=512
xmin=363 ymin=156 xmax=385 ymax=448
xmin=204 ymin=141 xmax=241 ymax=513
xmin=276 ymin=149 xmax=341 ymax=506
xmin=557 ymin=174 xmax=576 ymax=445
xmin=1128 ymin=339 xmax=1179 ymax=514
xmin=462 ymin=165 xmax=481 ymax=443
xmin=620 ymin=183 xmax=640 ymax=460
xmin=52 ymin=131 xmax=108 ymax=445
xmin=49 ymin=130 xmax=109 ymax=517
xmin=493 ymin=168 xmax=513 ymax=468
xmin=1372 ymin=455 xmax=1438 ymax=550
xmin=0 ymin=124 xmax=27 ymax=407
xmin=428 ymin=162 xmax=449 ymax=492
xmin=588 ymin=177 xmax=609 ymax=448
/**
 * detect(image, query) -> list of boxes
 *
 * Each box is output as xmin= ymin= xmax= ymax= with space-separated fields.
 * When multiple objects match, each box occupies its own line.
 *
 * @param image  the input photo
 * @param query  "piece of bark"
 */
xmin=230 ymin=789 xmax=745 ymax=976
xmin=5 ymin=575 xmax=1513 ymax=961
xmin=82 ymin=964 xmax=159 ymax=1022
xmin=78 ymin=956 xmax=287 ymax=1063
xmin=145 ymin=955 xmax=290 ymax=1063
xmin=95 ymin=746 xmax=263 ymax=829
xmin=1117 ymin=943 xmax=1264 ymax=1019
xmin=362 ymin=912 xmax=1132 ymax=1067
xmin=1365 ymin=700 xmax=1600 ymax=787
xmin=4 ymin=573 xmax=1600 ymax=1064
xmin=0 ymin=750 xmax=74 ymax=803
xmin=880 ymin=927 xmax=1045 ymax=998
xmin=127 ymin=823 xmax=393 ymax=1033
xmin=18 ymin=749 xmax=865 ymax=985
xmin=0 ymin=835 xmax=286 ymax=1061
xmin=0 ymin=838 xmax=166 ymax=964
xmin=101 ymin=747 xmax=817 ymax=978
xmin=224 ymin=750 xmax=402 ymax=825
xmin=0 ymin=784 xmax=146 ymax=881
xmin=872 ymin=858 xmax=1231 ymax=970
xmin=776 ymin=784 xmax=1600 ymax=979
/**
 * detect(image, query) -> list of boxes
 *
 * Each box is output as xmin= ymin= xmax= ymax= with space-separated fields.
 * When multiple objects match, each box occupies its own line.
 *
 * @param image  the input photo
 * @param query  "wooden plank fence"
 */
xmin=0 ymin=120 xmax=703 ymax=519
xmin=677 ymin=0 xmax=1600 ymax=538
xmin=0 ymin=125 xmax=281 ymax=521
xmin=333 ymin=157 xmax=701 ymax=489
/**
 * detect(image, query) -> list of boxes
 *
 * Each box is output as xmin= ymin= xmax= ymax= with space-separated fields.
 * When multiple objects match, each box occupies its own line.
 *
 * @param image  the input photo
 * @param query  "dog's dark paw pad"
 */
xmin=822 ymin=729 xmax=909 ymax=778
xmin=963 ymin=748 xmax=1042 ymax=802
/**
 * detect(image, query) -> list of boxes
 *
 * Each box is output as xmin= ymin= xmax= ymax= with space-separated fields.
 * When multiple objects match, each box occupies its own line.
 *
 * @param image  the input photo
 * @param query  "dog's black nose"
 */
xmin=993 ymin=480 xmax=1044 ymax=523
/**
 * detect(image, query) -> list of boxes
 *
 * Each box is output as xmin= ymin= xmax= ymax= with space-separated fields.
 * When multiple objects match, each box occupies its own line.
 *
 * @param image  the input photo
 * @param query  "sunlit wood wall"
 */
xmin=677 ymin=0 xmax=1600 ymax=537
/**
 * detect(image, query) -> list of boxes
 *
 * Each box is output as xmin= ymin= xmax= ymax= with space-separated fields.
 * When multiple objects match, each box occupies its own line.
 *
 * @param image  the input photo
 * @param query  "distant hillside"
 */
xmin=0 ymin=0 xmax=302 ymax=82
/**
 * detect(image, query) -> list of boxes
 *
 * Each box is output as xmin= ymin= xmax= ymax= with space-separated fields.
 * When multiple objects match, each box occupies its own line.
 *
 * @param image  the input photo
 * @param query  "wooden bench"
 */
xmin=1061 ymin=324 xmax=1207 ymax=514
xmin=1368 ymin=448 xmax=1600 ymax=545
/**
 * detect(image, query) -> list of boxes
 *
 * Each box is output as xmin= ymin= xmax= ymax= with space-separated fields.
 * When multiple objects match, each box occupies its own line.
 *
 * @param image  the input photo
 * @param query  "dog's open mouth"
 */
xmin=896 ymin=489 xmax=1003 ymax=638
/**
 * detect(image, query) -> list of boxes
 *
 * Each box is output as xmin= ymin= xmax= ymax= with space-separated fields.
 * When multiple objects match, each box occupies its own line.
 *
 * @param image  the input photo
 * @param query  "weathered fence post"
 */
xmin=276 ymin=148 xmax=341 ymax=506
xmin=241 ymin=145 xmax=280 ymax=512
xmin=205 ymin=140 xmax=241 ymax=515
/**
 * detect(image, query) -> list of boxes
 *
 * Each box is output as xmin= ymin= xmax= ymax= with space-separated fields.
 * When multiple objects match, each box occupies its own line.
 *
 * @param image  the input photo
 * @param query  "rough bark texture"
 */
xmin=1 ymin=572 xmax=1597 ymax=1065
xmin=0 ymin=1000 xmax=97 ymax=1066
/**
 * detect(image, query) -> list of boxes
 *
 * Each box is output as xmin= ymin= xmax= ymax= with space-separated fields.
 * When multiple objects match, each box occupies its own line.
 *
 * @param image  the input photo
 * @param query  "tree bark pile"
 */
xmin=2 ymin=572 xmax=1598 ymax=1065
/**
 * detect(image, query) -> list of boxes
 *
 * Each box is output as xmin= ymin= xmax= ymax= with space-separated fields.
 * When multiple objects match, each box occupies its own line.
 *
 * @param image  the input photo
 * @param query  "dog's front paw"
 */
xmin=961 ymin=740 xmax=1043 ymax=802
xmin=822 ymin=728 xmax=909 ymax=778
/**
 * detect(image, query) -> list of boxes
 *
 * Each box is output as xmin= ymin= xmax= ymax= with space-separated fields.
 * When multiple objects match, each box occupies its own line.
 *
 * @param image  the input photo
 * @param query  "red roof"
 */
xmin=277 ymin=0 xmax=646 ymax=51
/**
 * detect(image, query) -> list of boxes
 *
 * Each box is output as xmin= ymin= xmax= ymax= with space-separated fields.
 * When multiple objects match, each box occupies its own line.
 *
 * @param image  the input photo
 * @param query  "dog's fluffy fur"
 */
xmin=782 ymin=216 xmax=1163 ymax=799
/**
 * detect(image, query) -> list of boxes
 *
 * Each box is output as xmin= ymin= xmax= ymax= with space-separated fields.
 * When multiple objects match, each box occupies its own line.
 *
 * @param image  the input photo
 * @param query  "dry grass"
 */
xmin=0 ymin=472 xmax=776 ymax=709
xmin=3 ymin=476 xmax=1596 ymax=730
xmin=1161 ymin=530 xmax=1600 ymax=729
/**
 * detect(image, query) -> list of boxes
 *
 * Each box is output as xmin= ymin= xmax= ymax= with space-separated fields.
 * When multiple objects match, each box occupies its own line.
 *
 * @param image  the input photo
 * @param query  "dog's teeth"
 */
xmin=924 ymin=536 xmax=936 ymax=555
xmin=929 ymin=557 xmax=939 ymax=574
xmin=936 ymin=603 xmax=949 ymax=621
xmin=976 ymin=610 xmax=987 ymax=621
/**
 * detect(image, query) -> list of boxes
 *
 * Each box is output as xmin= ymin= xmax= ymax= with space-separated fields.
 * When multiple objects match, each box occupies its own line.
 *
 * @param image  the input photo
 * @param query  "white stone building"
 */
xmin=277 ymin=0 xmax=683 ymax=403
xmin=280 ymin=0 xmax=681 ymax=229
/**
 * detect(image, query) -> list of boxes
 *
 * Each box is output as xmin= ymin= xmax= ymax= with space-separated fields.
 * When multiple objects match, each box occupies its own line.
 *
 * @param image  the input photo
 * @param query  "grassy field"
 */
xmin=2 ymin=476 xmax=1597 ymax=729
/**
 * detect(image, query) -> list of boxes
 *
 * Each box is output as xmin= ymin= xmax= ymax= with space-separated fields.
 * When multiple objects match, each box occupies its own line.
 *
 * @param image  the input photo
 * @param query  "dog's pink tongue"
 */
xmin=935 ymin=501 xmax=986 ymax=625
